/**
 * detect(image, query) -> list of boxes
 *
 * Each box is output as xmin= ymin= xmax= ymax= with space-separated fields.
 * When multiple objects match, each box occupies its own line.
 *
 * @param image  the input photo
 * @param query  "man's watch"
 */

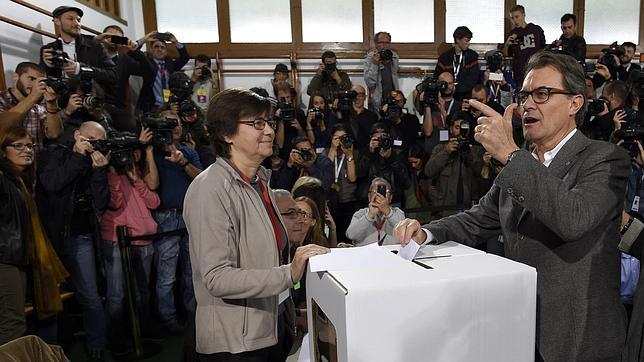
xmin=506 ymin=148 xmax=521 ymax=165
xmin=347 ymin=156 xmax=354 ymax=162
xmin=181 ymin=160 xmax=190 ymax=167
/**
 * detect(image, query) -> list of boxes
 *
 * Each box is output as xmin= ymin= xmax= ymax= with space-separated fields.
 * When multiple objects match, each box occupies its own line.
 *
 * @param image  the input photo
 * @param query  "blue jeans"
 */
xmin=102 ymin=241 xmax=154 ymax=342
xmin=62 ymin=234 xmax=106 ymax=351
xmin=153 ymin=210 xmax=194 ymax=325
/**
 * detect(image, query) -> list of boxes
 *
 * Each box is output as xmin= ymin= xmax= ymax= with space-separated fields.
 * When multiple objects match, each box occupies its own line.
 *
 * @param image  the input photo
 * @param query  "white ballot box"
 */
xmin=306 ymin=243 xmax=537 ymax=362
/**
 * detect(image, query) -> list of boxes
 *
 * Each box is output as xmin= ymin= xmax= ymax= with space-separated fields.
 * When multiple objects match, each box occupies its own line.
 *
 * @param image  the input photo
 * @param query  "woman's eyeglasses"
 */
xmin=239 ymin=118 xmax=278 ymax=131
xmin=6 ymin=143 xmax=34 ymax=152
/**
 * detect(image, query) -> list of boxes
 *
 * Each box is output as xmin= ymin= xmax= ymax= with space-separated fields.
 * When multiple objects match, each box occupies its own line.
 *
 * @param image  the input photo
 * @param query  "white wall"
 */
xmin=1 ymin=0 xmax=145 ymax=85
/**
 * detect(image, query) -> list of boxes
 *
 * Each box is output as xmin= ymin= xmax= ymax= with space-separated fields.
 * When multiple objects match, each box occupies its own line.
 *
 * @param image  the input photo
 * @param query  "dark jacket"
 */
xmin=427 ymin=131 xmax=629 ymax=361
xmin=271 ymin=153 xmax=334 ymax=192
xmin=0 ymin=169 xmax=31 ymax=266
xmin=36 ymin=143 xmax=109 ymax=254
xmin=105 ymin=50 xmax=155 ymax=109
xmin=437 ymin=48 xmax=482 ymax=100
xmin=357 ymin=151 xmax=410 ymax=204
xmin=136 ymin=46 xmax=190 ymax=112
xmin=306 ymin=70 xmax=352 ymax=100
xmin=40 ymin=35 xmax=118 ymax=86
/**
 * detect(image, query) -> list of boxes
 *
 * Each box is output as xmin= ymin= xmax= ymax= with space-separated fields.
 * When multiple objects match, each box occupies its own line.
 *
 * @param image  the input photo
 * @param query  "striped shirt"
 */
xmin=0 ymin=89 xmax=48 ymax=153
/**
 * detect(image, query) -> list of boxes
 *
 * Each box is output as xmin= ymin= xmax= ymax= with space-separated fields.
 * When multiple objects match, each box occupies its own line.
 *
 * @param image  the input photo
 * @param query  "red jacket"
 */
xmin=101 ymin=172 xmax=160 ymax=245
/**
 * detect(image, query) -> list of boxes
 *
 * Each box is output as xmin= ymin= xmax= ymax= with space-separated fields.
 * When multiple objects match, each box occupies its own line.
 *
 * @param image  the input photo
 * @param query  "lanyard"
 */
xmin=334 ymin=154 xmax=345 ymax=183
xmin=446 ymin=99 xmax=454 ymax=116
xmin=375 ymin=218 xmax=386 ymax=246
xmin=453 ymin=53 xmax=464 ymax=79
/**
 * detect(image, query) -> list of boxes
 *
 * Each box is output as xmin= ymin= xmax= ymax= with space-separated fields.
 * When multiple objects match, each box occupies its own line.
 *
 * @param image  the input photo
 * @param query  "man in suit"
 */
xmin=137 ymin=33 xmax=190 ymax=113
xmin=394 ymin=51 xmax=629 ymax=361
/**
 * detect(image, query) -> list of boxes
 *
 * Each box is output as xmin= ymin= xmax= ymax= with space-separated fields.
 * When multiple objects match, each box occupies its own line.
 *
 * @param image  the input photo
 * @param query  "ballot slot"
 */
xmin=312 ymin=299 xmax=338 ymax=362
xmin=390 ymin=250 xmax=433 ymax=269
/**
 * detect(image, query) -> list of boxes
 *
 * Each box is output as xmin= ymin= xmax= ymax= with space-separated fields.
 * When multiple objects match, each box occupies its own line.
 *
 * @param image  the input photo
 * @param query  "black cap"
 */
xmin=52 ymin=6 xmax=84 ymax=18
xmin=273 ymin=63 xmax=288 ymax=74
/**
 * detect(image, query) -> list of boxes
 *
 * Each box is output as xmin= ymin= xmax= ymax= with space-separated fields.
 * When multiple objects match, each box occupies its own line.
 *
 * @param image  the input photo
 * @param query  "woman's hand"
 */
xmin=290 ymin=244 xmax=329 ymax=283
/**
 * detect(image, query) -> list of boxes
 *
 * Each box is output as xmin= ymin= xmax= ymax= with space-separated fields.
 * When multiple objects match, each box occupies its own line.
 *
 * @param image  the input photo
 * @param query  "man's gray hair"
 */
xmin=524 ymin=51 xmax=587 ymax=127
xmin=272 ymin=189 xmax=292 ymax=200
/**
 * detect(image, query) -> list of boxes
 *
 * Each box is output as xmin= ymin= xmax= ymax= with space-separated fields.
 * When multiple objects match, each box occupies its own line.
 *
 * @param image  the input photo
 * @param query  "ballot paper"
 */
xmin=308 ymin=243 xmax=389 ymax=272
xmin=398 ymin=239 xmax=420 ymax=260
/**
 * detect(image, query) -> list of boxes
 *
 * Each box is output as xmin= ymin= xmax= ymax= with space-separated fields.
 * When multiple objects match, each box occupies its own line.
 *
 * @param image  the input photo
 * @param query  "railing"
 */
xmin=10 ymin=0 xmax=101 ymax=35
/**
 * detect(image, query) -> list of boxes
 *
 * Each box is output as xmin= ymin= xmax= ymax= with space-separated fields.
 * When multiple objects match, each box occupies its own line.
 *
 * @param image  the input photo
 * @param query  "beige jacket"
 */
xmin=183 ymin=158 xmax=293 ymax=354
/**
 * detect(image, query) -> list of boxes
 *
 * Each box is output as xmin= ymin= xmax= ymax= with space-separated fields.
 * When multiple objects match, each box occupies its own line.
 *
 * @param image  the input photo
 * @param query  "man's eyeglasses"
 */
xmin=6 ymin=143 xmax=34 ymax=151
xmin=515 ymin=87 xmax=576 ymax=106
xmin=239 ymin=118 xmax=277 ymax=131
xmin=280 ymin=209 xmax=309 ymax=220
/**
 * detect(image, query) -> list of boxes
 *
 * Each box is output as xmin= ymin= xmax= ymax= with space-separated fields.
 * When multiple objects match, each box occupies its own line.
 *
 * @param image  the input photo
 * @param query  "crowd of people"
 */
xmin=0 ymin=3 xmax=643 ymax=362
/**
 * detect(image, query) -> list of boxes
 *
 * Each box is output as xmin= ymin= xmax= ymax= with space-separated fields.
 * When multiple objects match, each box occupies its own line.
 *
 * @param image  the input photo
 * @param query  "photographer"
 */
xmin=462 ymin=84 xmax=505 ymax=125
xmin=552 ymin=14 xmax=586 ymax=62
xmin=421 ymin=72 xmax=461 ymax=152
xmin=584 ymin=80 xmax=631 ymax=141
xmin=36 ymin=121 xmax=110 ymax=360
xmin=163 ymin=72 xmax=213 ymax=166
xmin=274 ymin=81 xmax=308 ymax=160
xmin=503 ymin=5 xmax=546 ymax=86
xmin=137 ymin=32 xmax=190 ymax=113
xmin=0 ymin=62 xmax=64 ymax=152
xmin=593 ymin=42 xmax=641 ymax=90
xmin=325 ymin=124 xmax=359 ymax=244
xmin=403 ymin=144 xmax=432 ymax=224
xmin=334 ymin=84 xmax=379 ymax=152
xmin=357 ymin=123 xmax=410 ymax=206
xmin=305 ymin=94 xmax=337 ymax=150
xmin=95 ymin=26 xmax=155 ymax=132
xmin=364 ymin=31 xmax=400 ymax=112
xmin=425 ymin=112 xmax=483 ymax=219
xmin=483 ymin=50 xmax=515 ymax=108
xmin=271 ymin=136 xmax=334 ymax=193
xmin=190 ymin=54 xmax=220 ymax=111
xmin=152 ymin=111 xmax=202 ymax=334
xmin=100 ymin=127 xmax=159 ymax=353
xmin=381 ymin=90 xmax=422 ymax=155
xmin=437 ymin=26 xmax=482 ymax=101
xmin=40 ymin=6 xmax=117 ymax=88
xmin=258 ymin=63 xmax=290 ymax=99
xmin=306 ymin=51 xmax=352 ymax=100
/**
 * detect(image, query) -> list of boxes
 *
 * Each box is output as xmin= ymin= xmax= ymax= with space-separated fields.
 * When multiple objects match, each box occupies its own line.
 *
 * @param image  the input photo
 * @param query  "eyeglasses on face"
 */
xmin=280 ymin=209 xmax=310 ymax=220
xmin=239 ymin=118 xmax=277 ymax=131
xmin=6 ymin=143 xmax=34 ymax=151
xmin=515 ymin=87 xmax=576 ymax=106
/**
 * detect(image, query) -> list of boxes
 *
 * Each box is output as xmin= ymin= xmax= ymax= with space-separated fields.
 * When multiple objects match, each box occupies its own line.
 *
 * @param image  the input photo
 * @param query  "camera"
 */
xmin=197 ymin=65 xmax=211 ymax=81
xmin=486 ymin=51 xmax=504 ymax=73
xmin=298 ymin=149 xmax=313 ymax=162
xmin=379 ymin=49 xmax=393 ymax=62
xmin=310 ymin=107 xmax=325 ymax=120
xmin=44 ymin=77 xmax=69 ymax=94
xmin=378 ymin=134 xmax=393 ymax=150
xmin=384 ymin=97 xmax=402 ymax=119
xmin=48 ymin=49 xmax=69 ymax=69
xmin=139 ymin=115 xmax=178 ymax=145
xmin=90 ymin=131 xmax=141 ymax=167
xmin=334 ymin=90 xmax=357 ymax=112
xmin=168 ymin=72 xmax=197 ymax=118
xmin=587 ymin=98 xmax=609 ymax=116
xmin=340 ymin=134 xmax=354 ymax=148
xmin=614 ymin=112 xmax=644 ymax=157
xmin=324 ymin=62 xmax=337 ymax=74
xmin=155 ymin=32 xmax=172 ymax=42
xmin=599 ymin=42 xmax=625 ymax=70
xmin=277 ymin=98 xmax=296 ymax=123
xmin=457 ymin=122 xmax=471 ymax=154
xmin=78 ymin=67 xmax=104 ymax=109
xmin=415 ymin=77 xmax=447 ymax=105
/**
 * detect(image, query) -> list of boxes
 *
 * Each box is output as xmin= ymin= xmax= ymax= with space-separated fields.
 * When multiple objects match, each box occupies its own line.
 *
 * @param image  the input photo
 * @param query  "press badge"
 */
xmin=196 ymin=87 xmax=208 ymax=104
xmin=163 ymin=88 xmax=171 ymax=103
xmin=632 ymin=196 xmax=640 ymax=212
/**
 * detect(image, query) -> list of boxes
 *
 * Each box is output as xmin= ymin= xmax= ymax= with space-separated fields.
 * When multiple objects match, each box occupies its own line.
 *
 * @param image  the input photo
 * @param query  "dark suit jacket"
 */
xmin=426 ymin=131 xmax=629 ymax=362
xmin=136 ymin=45 xmax=190 ymax=112
xmin=40 ymin=35 xmax=117 ymax=86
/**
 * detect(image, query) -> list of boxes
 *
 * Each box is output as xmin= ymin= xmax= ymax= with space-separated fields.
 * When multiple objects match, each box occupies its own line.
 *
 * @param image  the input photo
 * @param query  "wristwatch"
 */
xmin=506 ymin=149 xmax=521 ymax=165
xmin=347 ymin=156 xmax=354 ymax=162
xmin=181 ymin=160 xmax=190 ymax=167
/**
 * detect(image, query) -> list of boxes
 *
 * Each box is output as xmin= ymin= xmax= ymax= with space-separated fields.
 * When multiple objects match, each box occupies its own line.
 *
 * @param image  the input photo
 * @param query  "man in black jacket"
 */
xmin=95 ymin=25 xmax=155 ymax=131
xmin=36 ymin=121 xmax=109 ymax=361
xmin=40 ymin=6 xmax=117 ymax=89
xmin=436 ymin=26 xmax=482 ymax=101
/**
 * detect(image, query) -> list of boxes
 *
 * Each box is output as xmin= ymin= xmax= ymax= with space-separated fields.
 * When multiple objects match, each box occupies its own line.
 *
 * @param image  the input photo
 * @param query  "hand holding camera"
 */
xmin=506 ymin=34 xmax=518 ymax=45
xmin=65 ymin=94 xmax=83 ymax=115
xmin=446 ymin=137 xmax=460 ymax=153
xmin=90 ymin=150 xmax=110 ymax=169
xmin=73 ymin=136 xmax=93 ymax=155
xmin=595 ymin=63 xmax=612 ymax=80
xmin=164 ymin=144 xmax=187 ymax=165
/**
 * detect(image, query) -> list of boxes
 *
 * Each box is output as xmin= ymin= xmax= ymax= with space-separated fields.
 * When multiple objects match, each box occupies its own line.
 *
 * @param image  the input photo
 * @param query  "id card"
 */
xmin=632 ymin=196 xmax=640 ymax=212
xmin=196 ymin=87 xmax=208 ymax=104
xmin=163 ymin=88 xmax=171 ymax=103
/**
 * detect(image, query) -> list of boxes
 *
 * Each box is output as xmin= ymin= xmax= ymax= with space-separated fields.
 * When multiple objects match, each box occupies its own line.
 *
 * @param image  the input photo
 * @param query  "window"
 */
xmin=301 ymin=0 xmax=363 ymax=42
xmin=584 ymin=0 xmax=640 ymax=44
xmin=76 ymin=0 xmax=122 ymax=22
xmin=229 ymin=0 xmax=292 ymax=43
xmin=519 ymin=0 xmax=574 ymax=44
xmin=374 ymin=0 xmax=435 ymax=43
xmin=445 ymin=0 xmax=504 ymax=43
xmin=155 ymin=0 xmax=219 ymax=43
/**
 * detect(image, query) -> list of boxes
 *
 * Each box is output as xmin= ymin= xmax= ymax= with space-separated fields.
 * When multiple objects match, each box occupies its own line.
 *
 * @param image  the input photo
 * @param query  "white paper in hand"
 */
xmin=398 ymin=240 xmax=420 ymax=260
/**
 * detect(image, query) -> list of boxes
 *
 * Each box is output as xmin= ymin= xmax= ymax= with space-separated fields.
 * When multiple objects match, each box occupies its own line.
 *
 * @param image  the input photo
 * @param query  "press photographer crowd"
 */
xmin=1 ymin=3 xmax=644 ymax=362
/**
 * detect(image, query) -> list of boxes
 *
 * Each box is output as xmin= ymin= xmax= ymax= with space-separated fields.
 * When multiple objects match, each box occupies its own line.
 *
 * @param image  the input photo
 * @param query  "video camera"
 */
xmin=139 ymin=115 xmax=179 ymax=146
xmin=599 ymin=42 xmax=625 ymax=70
xmin=90 ymin=131 xmax=141 ymax=167
xmin=334 ymin=90 xmax=358 ymax=113
xmin=415 ymin=76 xmax=447 ymax=105
xmin=614 ymin=111 xmax=644 ymax=157
xmin=168 ymin=72 xmax=197 ymax=118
